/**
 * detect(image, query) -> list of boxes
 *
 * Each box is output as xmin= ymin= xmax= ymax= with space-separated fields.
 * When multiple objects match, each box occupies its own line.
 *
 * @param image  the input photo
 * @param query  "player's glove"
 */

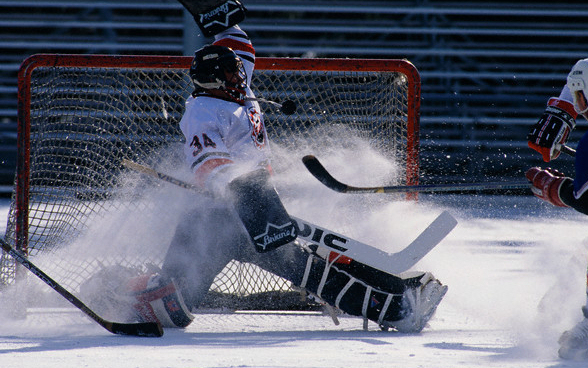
xmin=178 ymin=0 xmax=247 ymax=37
xmin=527 ymin=98 xmax=577 ymax=162
xmin=525 ymin=167 xmax=571 ymax=207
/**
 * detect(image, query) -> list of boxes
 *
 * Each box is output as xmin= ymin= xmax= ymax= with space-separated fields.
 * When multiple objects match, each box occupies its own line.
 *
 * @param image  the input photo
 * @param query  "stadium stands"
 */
xmin=1 ymin=0 xmax=587 ymax=186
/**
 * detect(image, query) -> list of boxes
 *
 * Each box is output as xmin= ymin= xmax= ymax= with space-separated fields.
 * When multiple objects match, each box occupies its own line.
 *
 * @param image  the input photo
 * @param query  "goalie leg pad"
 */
xmin=299 ymin=255 xmax=405 ymax=324
xmin=228 ymin=168 xmax=297 ymax=253
xmin=299 ymin=255 xmax=447 ymax=332
xmin=162 ymin=206 xmax=245 ymax=310
xmin=79 ymin=265 xmax=143 ymax=323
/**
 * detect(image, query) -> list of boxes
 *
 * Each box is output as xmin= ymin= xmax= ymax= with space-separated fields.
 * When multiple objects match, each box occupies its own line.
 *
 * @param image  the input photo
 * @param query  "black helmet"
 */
xmin=189 ymin=45 xmax=246 ymax=99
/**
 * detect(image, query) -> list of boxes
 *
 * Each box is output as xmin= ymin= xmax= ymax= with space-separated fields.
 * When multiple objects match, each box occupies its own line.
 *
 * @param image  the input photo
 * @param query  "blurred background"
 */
xmin=1 ymin=0 xmax=587 ymax=188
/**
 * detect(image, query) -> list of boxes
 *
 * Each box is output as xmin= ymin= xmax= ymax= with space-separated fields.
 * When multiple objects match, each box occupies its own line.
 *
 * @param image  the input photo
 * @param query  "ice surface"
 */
xmin=1 ymin=193 xmax=588 ymax=368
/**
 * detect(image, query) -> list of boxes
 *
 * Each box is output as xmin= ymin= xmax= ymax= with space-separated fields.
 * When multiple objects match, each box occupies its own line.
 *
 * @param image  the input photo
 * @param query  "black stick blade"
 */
xmin=110 ymin=322 xmax=164 ymax=337
xmin=302 ymin=155 xmax=349 ymax=193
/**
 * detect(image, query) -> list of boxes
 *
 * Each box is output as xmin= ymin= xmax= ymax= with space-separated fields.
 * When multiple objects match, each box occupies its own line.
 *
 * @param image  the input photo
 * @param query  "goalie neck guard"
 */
xmin=190 ymin=44 xmax=247 ymax=103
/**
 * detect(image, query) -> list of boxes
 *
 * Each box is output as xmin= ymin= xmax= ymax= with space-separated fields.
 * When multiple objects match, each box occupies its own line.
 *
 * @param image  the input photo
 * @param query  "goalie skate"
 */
xmin=559 ymin=313 xmax=588 ymax=360
xmin=381 ymin=272 xmax=448 ymax=333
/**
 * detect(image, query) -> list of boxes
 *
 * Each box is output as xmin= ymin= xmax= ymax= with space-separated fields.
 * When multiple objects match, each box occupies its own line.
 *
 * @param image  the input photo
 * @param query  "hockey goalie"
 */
xmin=82 ymin=0 xmax=449 ymax=332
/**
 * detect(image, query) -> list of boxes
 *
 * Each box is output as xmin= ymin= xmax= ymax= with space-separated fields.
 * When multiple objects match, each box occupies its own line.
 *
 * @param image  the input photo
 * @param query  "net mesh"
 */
xmin=1 ymin=55 xmax=418 ymax=311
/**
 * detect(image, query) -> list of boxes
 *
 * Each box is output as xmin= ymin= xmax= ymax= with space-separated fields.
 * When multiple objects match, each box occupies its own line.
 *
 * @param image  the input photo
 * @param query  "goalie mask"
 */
xmin=190 ymin=45 xmax=247 ymax=102
xmin=567 ymin=58 xmax=588 ymax=116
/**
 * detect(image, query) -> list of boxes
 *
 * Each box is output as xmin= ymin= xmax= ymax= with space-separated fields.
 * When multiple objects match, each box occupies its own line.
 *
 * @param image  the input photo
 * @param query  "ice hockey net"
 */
xmin=1 ymin=54 xmax=420 ymax=311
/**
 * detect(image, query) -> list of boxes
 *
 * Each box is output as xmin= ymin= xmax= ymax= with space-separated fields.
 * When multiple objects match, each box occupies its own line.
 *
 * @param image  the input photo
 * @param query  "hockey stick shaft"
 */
xmin=122 ymin=159 xmax=199 ymax=191
xmin=302 ymin=155 xmax=531 ymax=194
xmin=561 ymin=144 xmax=576 ymax=157
xmin=0 ymin=238 xmax=163 ymax=337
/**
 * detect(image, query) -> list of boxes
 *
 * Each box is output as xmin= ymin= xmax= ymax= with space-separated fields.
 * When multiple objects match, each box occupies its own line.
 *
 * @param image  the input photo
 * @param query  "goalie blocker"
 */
xmin=178 ymin=0 xmax=247 ymax=37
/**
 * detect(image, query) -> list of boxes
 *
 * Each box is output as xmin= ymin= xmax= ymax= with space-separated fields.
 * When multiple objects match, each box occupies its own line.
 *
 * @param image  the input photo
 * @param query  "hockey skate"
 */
xmin=558 ymin=308 xmax=588 ymax=360
xmin=381 ymin=272 xmax=448 ymax=333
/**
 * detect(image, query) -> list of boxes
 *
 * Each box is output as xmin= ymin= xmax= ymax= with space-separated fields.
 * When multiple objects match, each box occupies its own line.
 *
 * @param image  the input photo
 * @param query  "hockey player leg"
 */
xmin=324 ymin=255 xmax=447 ymax=332
xmin=269 ymin=247 xmax=447 ymax=332
xmin=228 ymin=168 xmax=297 ymax=252
xmin=240 ymin=229 xmax=447 ymax=332
xmin=558 ymin=267 xmax=588 ymax=360
xmin=161 ymin=206 xmax=243 ymax=310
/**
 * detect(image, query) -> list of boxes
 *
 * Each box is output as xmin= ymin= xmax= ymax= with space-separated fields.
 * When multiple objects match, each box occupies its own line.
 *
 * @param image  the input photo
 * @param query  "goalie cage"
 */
xmin=1 ymin=54 xmax=420 ymax=313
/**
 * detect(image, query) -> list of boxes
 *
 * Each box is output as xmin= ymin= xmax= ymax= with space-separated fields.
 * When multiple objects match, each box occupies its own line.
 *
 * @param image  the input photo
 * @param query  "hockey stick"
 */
xmin=122 ymin=159 xmax=457 ymax=274
xmin=560 ymin=144 xmax=576 ymax=157
xmin=0 ymin=238 xmax=164 ymax=337
xmin=122 ymin=159 xmax=199 ymax=191
xmin=293 ymin=211 xmax=457 ymax=274
xmin=302 ymin=155 xmax=531 ymax=194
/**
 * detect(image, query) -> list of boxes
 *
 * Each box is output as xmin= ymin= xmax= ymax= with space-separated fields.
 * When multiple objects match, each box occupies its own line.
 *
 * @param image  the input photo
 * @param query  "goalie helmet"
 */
xmin=190 ymin=44 xmax=246 ymax=101
xmin=567 ymin=58 xmax=588 ymax=115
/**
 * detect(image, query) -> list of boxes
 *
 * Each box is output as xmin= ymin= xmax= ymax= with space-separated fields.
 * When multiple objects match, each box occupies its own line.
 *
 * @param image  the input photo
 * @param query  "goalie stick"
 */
xmin=302 ymin=155 xmax=531 ymax=194
xmin=292 ymin=211 xmax=456 ymax=274
xmin=0 ymin=238 xmax=164 ymax=337
xmin=122 ymin=159 xmax=457 ymax=274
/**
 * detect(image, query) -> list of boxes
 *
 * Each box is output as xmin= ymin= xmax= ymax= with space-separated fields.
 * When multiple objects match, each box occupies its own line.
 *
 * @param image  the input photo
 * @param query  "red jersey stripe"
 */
xmin=194 ymin=157 xmax=234 ymax=187
xmin=213 ymin=38 xmax=255 ymax=56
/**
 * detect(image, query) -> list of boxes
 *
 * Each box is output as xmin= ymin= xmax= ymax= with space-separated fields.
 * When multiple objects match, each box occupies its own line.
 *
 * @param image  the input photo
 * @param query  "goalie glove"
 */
xmin=178 ymin=0 xmax=247 ymax=37
xmin=79 ymin=265 xmax=193 ymax=328
xmin=126 ymin=273 xmax=194 ymax=328
xmin=525 ymin=167 xmax=571 ymax=207
xmin=527 ymin=98 xmax=577 ymax=162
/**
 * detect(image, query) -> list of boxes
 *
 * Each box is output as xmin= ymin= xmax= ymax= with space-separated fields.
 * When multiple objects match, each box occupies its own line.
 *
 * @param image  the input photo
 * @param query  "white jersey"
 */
xmin=179 ymin=93 xmax=269 ymax=189
xmin=179 ymin=26 xmax=270 ymax=193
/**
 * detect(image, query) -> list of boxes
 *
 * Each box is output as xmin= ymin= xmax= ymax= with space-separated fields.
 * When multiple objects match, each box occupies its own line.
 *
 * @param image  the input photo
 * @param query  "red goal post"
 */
xmin=3 ymin=54 xmax=420 ymax=310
